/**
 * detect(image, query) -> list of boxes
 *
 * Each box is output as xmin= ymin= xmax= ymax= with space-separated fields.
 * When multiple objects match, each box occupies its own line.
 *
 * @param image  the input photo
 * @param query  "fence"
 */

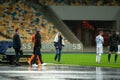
xmin=7 ymin=42 xmax=83 ymax=53
xmin=21 ymin=43 xmax=83 ymax=52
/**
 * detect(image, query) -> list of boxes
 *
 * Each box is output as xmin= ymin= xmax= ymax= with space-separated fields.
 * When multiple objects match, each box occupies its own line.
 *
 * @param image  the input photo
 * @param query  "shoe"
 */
xmin=14 ymin=61 xmax=22 ymax=66
xmin=32 ymin=64 xmax=38 ymax=67
xmin=42 ymin=63 xmax=47 ymax=66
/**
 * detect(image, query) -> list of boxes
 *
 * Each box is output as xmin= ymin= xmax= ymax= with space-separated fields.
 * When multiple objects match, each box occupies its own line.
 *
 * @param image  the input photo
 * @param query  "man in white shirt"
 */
xmin=96 ymin=31 xmax=104 ymax=64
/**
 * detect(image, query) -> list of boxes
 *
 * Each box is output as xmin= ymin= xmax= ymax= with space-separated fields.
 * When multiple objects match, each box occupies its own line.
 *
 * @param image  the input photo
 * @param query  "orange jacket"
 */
xmin=32 ymin=34 xmax=36 ymax=46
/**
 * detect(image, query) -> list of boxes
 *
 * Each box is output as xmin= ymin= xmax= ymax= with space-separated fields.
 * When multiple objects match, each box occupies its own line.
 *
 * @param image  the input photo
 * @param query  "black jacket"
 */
xmin=108 ymin=33 xmax=120 ymax=46
xmin=13 ymin=33 xmax=22 ymax=49
xmin=34 ymin=32 xmax=41 ymax=48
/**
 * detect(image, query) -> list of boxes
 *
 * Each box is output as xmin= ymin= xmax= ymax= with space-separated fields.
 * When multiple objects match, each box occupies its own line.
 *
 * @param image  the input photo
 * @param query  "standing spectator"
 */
xmin=96 ymin=31 xmax=104 ymax=64
xmin=13 ymin=28 xmax=22 ymax=66
xmin=108 ymin=31 xmax=120 ymax=63
xmin=54 ymin=32 xmax=65 ymax=62
xmin=32 ymin=28 xmax=44 ymax=66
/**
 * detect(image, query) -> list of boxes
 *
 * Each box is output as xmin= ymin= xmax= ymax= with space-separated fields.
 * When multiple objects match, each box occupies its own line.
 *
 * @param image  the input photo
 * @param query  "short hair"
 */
xmin=15 ymin=28 xmax=19 ymax=32
xmin=99 ymin=31 xmax=103 ymax=34
xmin=36 ymin=28 xmax=40 ymax=31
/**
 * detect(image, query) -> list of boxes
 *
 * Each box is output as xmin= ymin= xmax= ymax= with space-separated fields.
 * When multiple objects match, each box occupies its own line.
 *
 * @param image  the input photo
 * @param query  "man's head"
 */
xmin=99 ymin=31 xmax=103 ymax=36
xmin=36 ymin=28 xmax=40 ymax=32
xmin=35 ymin=28 xmax=40 ymax=34
xmin=15 ymin=28 xmax=19 ymax=33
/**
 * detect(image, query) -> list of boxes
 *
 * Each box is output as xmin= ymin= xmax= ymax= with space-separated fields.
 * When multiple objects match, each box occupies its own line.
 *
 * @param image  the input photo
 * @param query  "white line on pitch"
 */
xmin=0 ymin=71 xmax=95 ymax=74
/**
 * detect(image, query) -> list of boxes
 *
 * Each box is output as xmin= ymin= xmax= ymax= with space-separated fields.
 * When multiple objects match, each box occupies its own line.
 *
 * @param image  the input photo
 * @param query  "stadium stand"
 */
xmin=1 ymin=0 xmax=118 ymax=54
xmin=3 ymin=0 xmax=118 ymax=44
xmin=0 ymin=0 xmax=59 ymax=43
xmin=39 ymin=0 xmax=119 ymax=6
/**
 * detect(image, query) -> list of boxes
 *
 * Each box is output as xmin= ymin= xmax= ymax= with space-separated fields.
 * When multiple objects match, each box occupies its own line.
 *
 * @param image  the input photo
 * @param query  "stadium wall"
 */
xmin=50 ymin=6 xmax=120 ymax=30
xmin=50 ymin=6 xmax=119 ymax=20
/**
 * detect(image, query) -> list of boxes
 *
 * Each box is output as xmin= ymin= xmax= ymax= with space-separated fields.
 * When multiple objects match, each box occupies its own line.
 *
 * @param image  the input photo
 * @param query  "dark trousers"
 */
xmin=14 ymin=48 xmax=22 ymax=62
xmin=54 ymin=48 xmax=62 ymax=62
xmin=32 ymin=47 xmax=43 ymax=64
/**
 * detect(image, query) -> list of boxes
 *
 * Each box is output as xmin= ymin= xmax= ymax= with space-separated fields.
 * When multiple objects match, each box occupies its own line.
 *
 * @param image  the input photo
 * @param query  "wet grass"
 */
xmin=42 ymin=53 xmax=120 ymax=68
xmin=0 ymin=53 xmax=120 ymax=68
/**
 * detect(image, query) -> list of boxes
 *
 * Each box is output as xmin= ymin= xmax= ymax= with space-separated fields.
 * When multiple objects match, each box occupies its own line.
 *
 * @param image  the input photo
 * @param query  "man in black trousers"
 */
xmin=13 ymin=28 xmax=22 ymax=66
xmin=32 ymin=28 xmax=44 ymax=66
xmin=108 ymin=31 xmax=120 ymax=63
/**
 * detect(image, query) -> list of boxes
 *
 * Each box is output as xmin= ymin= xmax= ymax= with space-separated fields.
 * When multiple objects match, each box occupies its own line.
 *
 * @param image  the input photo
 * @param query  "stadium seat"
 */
xmin=0 ymin=0 xmax=58 ymax=43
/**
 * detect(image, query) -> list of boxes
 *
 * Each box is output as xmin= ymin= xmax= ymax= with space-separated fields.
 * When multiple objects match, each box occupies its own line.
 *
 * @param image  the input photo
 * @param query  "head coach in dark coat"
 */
xmin=13 ymin=28 xmax=22 ymax=66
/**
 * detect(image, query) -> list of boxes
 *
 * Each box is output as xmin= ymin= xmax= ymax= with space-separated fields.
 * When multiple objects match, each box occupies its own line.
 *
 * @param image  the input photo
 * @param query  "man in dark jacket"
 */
xmin=108 ymin=31 xmax=120 ymax=63
xmin=32 ymin=28 xmax=44 ymax=66
xmin=13 ymin=28 xmax=22 ymax=66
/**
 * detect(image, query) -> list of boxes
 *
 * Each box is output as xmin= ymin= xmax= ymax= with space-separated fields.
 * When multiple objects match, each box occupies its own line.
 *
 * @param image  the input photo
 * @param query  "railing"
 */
xmin=22 ymin=43 xmax=83 ymax=52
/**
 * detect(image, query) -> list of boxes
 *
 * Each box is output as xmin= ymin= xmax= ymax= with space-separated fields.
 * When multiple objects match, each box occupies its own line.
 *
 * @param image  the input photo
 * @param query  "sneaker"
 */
xmin=42 ymin=63 xmax=47 ymax=66
xmin=32 ymin=64 xmax=38 ymax=67
xmin=14 ymin=61 xmax=22 ymax=66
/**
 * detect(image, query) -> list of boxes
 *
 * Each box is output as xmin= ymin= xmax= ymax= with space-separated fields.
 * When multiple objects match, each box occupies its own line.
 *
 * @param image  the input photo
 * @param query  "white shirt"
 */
xmin=96 ymin=35 xmax=104 ymax=47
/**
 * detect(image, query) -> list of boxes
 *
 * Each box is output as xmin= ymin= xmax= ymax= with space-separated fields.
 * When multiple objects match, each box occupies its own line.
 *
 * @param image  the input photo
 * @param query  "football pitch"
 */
xmin=0 ymin=53 xmax=120 ymax=68
xmin=0 ymin=53 xmax=120 ymax=80
xmin=42 ymin=53 xmax=120 ymax=68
